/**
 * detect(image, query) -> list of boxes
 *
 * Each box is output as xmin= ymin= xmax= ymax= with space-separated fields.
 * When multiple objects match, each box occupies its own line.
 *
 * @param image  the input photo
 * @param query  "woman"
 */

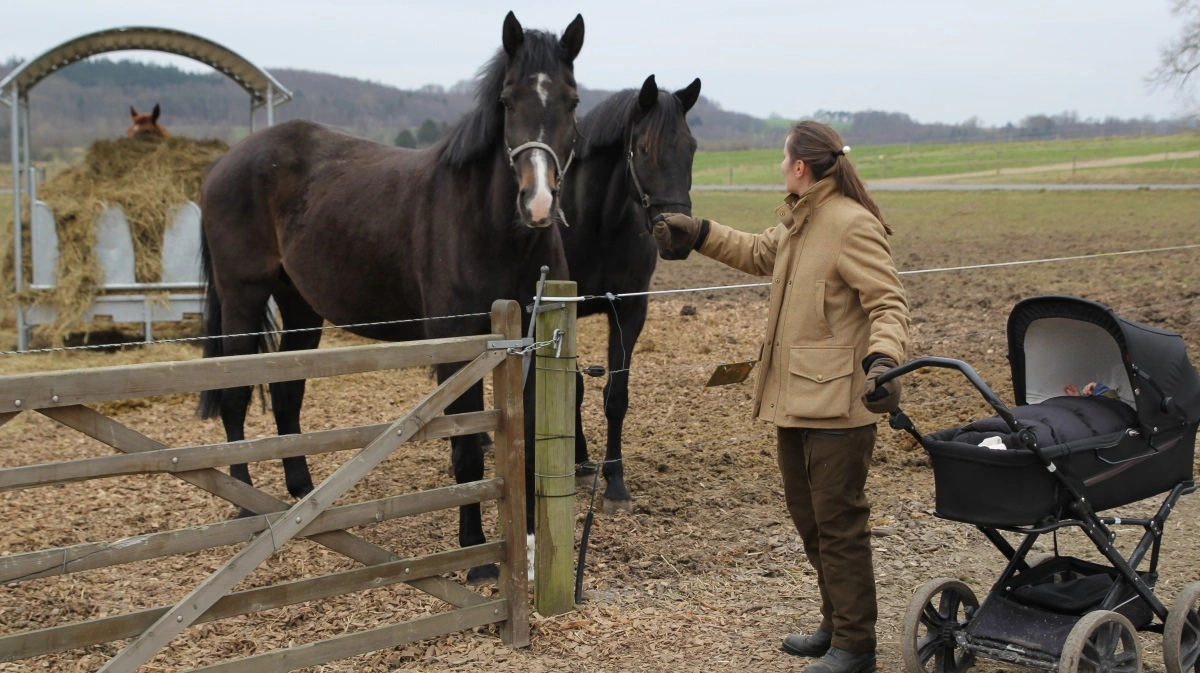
xmin=652 ymin=120 xmax=909 ymax=673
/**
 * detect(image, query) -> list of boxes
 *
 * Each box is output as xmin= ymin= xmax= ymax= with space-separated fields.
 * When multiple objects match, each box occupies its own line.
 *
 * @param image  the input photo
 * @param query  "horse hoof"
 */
xmin=466 ymin=563 xmax=500 ymax=586
xmin=288 ymin=486 xmax=314 ymax=500
xmin=575 ymin=464 xmax=599 ymax=489
xmin=235 ymin=507 xmax=256 ymax=519
xmin=601 ymin=498 xmax=632 ymax=514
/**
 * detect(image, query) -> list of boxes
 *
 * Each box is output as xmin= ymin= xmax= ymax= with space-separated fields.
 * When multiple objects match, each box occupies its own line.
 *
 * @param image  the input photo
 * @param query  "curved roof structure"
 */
xmin=0 ymin=26 xmax=291 ymax=106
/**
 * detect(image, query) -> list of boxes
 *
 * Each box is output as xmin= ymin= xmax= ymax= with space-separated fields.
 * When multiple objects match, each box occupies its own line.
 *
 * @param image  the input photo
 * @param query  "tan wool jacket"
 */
xmin=698 ymin=177 xmax=910 ymax=429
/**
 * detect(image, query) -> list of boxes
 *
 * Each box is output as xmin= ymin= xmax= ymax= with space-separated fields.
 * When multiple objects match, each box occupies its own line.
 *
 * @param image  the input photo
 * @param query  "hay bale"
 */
xmin=1 ymin=136 xmax=228 ymax=341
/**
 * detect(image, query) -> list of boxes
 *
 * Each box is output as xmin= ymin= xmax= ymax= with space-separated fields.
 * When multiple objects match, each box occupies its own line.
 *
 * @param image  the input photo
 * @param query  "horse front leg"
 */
xmin=599 ymin=298 xmax=648 ymax=513
xmin=441 ymin=365 xmax=496 ymax=585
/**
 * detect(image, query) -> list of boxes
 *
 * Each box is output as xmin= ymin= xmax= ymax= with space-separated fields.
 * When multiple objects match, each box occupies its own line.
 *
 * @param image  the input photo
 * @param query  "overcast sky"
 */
xmin=3 ymin=1 xmax=1194 ymax=126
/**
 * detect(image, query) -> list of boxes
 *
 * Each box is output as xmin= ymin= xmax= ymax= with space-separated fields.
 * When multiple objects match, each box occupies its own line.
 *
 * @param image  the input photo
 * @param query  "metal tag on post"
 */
xmin=705 ymin=360 xmax=757 ymax=387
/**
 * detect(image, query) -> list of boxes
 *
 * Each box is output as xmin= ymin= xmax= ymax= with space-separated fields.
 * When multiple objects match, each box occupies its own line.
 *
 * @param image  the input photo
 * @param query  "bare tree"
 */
xmin=1151 ymin=0 xmax=1200 ymax=91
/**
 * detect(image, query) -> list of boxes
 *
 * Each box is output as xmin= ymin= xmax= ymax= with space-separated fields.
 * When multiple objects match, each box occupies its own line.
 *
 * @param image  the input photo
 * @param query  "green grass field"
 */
xmin=692 ymin=132 xmax=1200 ymax=185
xmin=691 ymin=189 xmax=1199 ymax=251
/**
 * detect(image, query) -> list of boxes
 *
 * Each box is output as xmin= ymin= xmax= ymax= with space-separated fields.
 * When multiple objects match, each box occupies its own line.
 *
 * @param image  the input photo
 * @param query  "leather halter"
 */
xmin=506 ymin=140 xmax=574 ymax=226
xmin=507 ymin=140 xmax=574 ymax=179
xmin=627 ymin=144 xmax=690 ymax=231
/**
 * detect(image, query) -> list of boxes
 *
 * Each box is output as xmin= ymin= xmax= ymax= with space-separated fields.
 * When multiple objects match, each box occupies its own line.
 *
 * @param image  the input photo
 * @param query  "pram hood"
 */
xmin=1007 ymin=296 xmax=1200 ymax=429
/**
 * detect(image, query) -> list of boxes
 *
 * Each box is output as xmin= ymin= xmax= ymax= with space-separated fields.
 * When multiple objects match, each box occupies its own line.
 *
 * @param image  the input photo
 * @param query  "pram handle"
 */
xmin=876 ymin=357 xmax=1027 ymax=435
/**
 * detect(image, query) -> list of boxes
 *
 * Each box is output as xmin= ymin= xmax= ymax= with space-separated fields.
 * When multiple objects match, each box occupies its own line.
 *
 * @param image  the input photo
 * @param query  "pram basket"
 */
xmin=880 ymin=357 xmax=1194 ymax=527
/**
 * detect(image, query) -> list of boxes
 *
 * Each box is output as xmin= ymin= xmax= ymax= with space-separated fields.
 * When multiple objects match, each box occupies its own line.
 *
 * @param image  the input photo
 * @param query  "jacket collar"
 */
xmin=774 ymin=177 xmax=840 ymax=229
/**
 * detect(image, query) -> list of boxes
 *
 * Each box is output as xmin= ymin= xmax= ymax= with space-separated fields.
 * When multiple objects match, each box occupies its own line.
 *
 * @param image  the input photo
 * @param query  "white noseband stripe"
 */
xmin=527 ymin=149 xmax=553 ymax=221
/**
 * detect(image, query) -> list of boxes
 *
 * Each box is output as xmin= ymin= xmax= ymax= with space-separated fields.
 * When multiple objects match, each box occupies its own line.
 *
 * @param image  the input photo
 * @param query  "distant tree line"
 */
xmin=393 ymin=118 xmax=449 ymax=148
xmin=0 ymin=57 xmax=1194 ymax=160
xmin=813 ymin=109 xmax=1195 ymax=146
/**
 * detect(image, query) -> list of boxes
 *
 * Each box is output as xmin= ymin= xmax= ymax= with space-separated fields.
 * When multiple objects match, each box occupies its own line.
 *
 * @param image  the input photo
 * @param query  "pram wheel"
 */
xmin=1059 ymin=610 xmax=1141 ymax=673
xmin=1163 ymin=582 xmax=1200 ymax=673
xmin=902 ymin=577 xmax=979 ymax=673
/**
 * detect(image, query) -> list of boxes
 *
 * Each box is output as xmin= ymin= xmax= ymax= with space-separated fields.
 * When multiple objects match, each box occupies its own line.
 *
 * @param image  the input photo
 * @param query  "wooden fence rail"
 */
xmin=0 ymin=410 xmax=500 ymax=491
xmin=0 ymin=299 xmax=531 ymax=672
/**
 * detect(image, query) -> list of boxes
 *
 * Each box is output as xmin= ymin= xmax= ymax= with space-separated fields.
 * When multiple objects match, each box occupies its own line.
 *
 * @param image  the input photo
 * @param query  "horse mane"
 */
xmin=438 ymin=29 xmax=570 ymax=167
xmin=576 ymin=88 xmax=686 ymax=160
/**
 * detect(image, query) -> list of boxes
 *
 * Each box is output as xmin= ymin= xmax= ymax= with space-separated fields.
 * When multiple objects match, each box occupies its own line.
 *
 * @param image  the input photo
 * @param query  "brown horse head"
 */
xmin=498 ymin=11 xmax=583 ymax=227
xmin=435 ymin=12 xmax=583 ymax=228
xmin=128 ymin=104 xmax=169 ymax=138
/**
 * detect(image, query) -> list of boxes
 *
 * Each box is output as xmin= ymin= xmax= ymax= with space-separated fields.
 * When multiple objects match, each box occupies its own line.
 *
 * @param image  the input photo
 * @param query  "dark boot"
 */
xmin=781 ymin=629 xmax=832 ymax=657
xmin=803 ymin=647 xmax=877 ymax=673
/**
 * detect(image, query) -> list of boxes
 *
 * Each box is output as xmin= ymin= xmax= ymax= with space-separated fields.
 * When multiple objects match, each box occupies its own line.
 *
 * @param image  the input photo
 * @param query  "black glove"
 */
xmin=862 ymin=355 xmax=901 ymax=414
xmin=651 ymin=213 xmax=709 ymax=260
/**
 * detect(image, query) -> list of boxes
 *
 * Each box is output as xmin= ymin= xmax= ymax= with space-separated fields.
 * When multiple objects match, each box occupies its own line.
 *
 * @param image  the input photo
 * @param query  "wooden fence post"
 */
xmin=533 ymin=280 xmax=576 ymax=616
xmin=491 ymin=299 xmax=530 ymax=646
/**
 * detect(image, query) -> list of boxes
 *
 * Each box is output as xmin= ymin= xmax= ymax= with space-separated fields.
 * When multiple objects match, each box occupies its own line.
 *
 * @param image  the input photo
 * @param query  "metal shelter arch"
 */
xmin=1 ymin=26 xmax=292 ymax=350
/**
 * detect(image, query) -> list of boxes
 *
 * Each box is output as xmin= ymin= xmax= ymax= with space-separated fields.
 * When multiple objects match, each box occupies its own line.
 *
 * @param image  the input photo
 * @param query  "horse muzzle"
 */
xmin=509 ymin=141 xmax=573 ymax=228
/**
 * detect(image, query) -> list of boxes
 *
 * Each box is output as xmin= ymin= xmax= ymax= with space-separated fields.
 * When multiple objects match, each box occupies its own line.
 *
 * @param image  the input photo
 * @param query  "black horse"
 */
xmin=560 ymin=74 xmax=701 ymax=512
xmin=197 ymin=12 xmax=584 ymax=584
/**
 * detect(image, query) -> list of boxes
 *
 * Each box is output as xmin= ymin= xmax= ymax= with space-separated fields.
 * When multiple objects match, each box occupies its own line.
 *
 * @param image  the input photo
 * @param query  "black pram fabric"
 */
xmin=949 ymin=395 xmax=1137 ymax=449
xmin=914 ymin=295 xmax=1197 ymax=527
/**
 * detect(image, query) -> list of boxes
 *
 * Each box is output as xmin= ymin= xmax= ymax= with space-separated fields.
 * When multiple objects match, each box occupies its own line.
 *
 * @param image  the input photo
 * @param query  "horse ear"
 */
xmin=151 ymin=104 xmax=161 ymax=123
xmin=560 ymin=14 xmax=584 ymax=63
xmin=130 ymin=105 xmax=138 ymax=119
xmin=638 ymin=75 xmax=658 ymax=112
xmin=674 ymin=78 xmax=702 ymax=113
xmin=502 ymin=11 xmax=524 ymax=58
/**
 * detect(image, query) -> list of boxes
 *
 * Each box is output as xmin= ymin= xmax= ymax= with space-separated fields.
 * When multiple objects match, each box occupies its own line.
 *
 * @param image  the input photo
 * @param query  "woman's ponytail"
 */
xmin=786 ymin=121 xmax=891 ymax=234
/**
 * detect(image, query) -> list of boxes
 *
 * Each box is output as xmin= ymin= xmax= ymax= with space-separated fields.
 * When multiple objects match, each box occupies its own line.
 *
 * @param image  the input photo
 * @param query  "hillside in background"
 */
xmin=0 ymin=58 xmax=776 ymax=158
xmin=0 ymin=57 xmax=1194 ymax=159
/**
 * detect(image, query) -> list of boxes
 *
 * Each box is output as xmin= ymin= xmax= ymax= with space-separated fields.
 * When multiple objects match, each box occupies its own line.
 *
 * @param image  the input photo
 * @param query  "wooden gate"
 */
xmin=0 ymin=299 xmax=530 ymax=672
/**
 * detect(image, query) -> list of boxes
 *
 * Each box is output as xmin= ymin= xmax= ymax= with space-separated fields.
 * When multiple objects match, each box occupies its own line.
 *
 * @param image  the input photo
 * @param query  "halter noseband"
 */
xmin=507 ymin=141 xmax=574 ymax=179
xmin=506 ymin=140 xmax=574 ymax=226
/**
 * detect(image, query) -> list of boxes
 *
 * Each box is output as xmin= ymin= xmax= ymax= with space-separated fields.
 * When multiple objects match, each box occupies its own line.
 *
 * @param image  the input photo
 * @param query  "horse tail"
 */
xmin=197 ymin=232 xmax=224 ymax=419
xmin=196 ymin=225 xmax=279 ymax=419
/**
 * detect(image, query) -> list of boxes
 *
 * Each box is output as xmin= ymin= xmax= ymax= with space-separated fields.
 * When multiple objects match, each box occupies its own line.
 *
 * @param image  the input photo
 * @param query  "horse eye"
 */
xmin=569 ymin=98 xmax=579 ymax=111
xmin=499 ymin=97 xmax=513 ymax=111
xmin=638 ymin=145 xmax=649 ymax=154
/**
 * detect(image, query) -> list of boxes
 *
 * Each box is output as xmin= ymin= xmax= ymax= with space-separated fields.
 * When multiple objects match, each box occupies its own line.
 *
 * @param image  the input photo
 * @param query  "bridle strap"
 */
xmin=508 ymin=140 xmax=574 ymax=179
xmin=627 ymin=149 xmax=689 ymax=219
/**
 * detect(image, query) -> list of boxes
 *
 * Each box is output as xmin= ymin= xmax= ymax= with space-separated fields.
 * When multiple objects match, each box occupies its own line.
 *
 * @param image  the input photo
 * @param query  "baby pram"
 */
xmin=877 ymin=296 xmax=1200 ymax=673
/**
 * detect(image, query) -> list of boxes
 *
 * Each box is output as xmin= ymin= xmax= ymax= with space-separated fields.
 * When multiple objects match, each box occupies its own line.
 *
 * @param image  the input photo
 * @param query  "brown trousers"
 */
xmin=777 ymin=425 xmax=877 ymax=653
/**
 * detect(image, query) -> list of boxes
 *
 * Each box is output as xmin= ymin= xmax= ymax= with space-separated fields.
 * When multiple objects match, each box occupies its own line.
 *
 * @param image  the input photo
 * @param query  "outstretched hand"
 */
xmin=651 ymin=213 xmax=708 ymax=260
